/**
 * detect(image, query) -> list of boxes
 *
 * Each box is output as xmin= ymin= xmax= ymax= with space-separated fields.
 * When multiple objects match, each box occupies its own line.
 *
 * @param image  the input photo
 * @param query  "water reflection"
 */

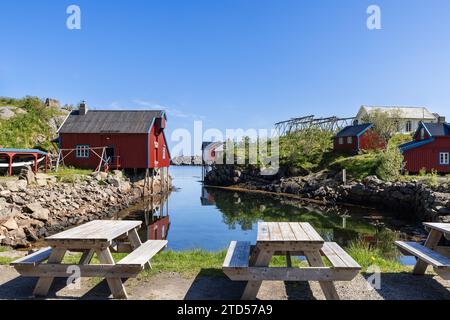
xmin=119 ymin=166 xmax=422 ymax=255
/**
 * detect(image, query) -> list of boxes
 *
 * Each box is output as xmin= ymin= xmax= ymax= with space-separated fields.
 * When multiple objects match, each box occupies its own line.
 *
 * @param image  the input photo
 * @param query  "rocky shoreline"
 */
xmin=0 ymin=168 xmax=171 ymax=248
xmin=205 ymin=165 xmax=450 ymax=223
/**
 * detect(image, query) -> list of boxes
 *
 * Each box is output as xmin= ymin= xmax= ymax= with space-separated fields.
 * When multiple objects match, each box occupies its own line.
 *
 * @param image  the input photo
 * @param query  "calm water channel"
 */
xmin=117 ymin=166 xmax=422 ymax=264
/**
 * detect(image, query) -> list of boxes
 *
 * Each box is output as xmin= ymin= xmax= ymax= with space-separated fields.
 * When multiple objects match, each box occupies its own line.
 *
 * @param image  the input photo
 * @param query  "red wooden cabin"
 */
xmin=399 ymin=121 xmax=450 ymax=173
xmin=334 ymin=123 xmax=385 ymax=153
xmin=57 ymin=103 xmax=170 ymax=171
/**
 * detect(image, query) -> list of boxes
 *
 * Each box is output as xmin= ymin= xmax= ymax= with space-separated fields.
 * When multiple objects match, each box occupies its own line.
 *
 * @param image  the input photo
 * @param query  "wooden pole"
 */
xmin=34 ymin=155 xmax=38 ymax=174
xmin=8 ymin=154 xmax=12 ymax=177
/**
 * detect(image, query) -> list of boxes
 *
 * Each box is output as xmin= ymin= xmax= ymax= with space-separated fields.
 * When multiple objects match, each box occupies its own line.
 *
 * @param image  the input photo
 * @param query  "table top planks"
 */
xmin=424 ymin=223 xmax=450 ymax=235
xmin=257 ymin=222 xmax=324 ymax=243
xmin=46 ymin=220 xmax=142 ymax=242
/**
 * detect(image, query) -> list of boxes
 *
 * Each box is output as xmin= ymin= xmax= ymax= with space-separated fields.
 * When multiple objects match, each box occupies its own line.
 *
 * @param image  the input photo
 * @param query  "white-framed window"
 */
xmin=440 ymin=152 xmax=449 ymax=165
xmin=406 ymin=121 xmax=412 ymax=132
xmin=76 ymin=145 xmax=89 ymax=158
xmin=162 ymin=146 xmax=166 ymax=160
xmin=347 ymin=137 xmax=353 ymax=144
xmin=338 ymin=138 xmax=344 ymax=145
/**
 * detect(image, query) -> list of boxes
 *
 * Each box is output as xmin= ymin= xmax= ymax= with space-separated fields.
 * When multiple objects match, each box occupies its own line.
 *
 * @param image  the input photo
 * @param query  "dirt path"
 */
xmin=1 ymin=265 xmax=449 ymax=300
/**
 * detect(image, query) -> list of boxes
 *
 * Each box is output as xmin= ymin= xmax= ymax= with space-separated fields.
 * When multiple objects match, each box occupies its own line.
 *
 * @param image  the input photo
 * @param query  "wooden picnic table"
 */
xmin=223 ymin=222 xmax=361 ymax=300
xmin=396 ymin=222 xmax=450 ymax=280
xmin=11 ymin=220 xmax=167 ymax=299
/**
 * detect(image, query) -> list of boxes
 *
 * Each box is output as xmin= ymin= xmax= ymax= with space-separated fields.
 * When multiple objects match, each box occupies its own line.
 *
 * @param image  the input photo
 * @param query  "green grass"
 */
xmin=0 ymin=96 xmax=65 ymax=151
xmin=0 ymin=246 xmax=10 ymax=253
xmin=346 ymin=241 xmax=410 ymax=273
xmin=330 ymin=152 xmax=380 ymax=180
xmin=49 ymin=167 xmax=93 ymax=177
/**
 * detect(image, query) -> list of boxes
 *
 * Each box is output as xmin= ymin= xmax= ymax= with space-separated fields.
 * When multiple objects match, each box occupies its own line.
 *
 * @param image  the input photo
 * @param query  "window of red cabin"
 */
xmin=347 ymin=137 xmax=353 ymax=144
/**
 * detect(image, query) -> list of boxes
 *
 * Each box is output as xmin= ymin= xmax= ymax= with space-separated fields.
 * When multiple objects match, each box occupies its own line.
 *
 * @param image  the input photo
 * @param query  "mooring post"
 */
xmin=342 ymin=169 xmax=347 ymax=185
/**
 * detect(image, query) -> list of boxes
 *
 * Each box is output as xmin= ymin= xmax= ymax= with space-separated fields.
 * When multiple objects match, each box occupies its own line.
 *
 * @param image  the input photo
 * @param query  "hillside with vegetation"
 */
xmin=0 ymin=96 xmax=69 ymax=152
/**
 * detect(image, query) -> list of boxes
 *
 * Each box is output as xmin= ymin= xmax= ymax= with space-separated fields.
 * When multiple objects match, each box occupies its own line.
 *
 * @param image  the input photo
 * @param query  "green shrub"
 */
xmin=375 ymin=146 xmax=403 ymax=181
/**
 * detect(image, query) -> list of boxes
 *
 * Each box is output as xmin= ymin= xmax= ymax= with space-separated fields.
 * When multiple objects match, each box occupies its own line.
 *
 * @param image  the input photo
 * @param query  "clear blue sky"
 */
xmin=1 ymin=0 xmax=450 ymax=153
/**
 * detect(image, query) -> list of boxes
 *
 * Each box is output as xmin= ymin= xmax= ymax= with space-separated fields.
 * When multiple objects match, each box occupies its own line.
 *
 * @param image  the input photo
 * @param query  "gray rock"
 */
xmin=2 ymin=217 xmax=18 ymax=231
xmin=25 ymin=202 xmax=50 ymax=222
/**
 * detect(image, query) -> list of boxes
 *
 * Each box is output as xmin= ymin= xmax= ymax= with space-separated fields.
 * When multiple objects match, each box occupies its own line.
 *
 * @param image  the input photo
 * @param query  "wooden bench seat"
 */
xmin=11 ymin=247 xmax=52 ymax=267
xmin=320 ymin=242 xmax=361 ymax=270
xmin=222 ymin=241 xmax=360 ymax=282
xmin=117 ymin=240 xmax=168 ymax=267
xmin=395 ymin=241 xmax=450 ymax=280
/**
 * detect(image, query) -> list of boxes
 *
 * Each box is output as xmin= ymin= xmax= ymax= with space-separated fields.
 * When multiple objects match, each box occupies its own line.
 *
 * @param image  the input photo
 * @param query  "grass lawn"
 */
xmin=48 ymin=167 xmax=93 ymax=178
xmin=330 ymin=152 xmax=380 ymax=180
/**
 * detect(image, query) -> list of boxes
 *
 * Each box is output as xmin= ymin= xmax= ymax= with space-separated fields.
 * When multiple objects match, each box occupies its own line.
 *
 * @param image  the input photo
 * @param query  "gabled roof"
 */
xmin=399 ymin=122 xmax=449 ymax=152
xmin=336 ymin=123 xmax=373 ymax=137
xmin=419 ymin=122 xmax=450 ymax=137
xmin=58 ymin=110 xmax=166 ymax=134
xmin=358 ymin=106 xmax=437 ymax=120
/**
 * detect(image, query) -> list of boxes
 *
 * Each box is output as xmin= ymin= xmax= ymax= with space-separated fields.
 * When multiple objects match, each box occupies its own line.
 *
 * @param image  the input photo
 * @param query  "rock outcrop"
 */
xmin=205 ymin=165 xmax=450 ymax=223
xmin=0 ymin=168 xmax=172 ymax=248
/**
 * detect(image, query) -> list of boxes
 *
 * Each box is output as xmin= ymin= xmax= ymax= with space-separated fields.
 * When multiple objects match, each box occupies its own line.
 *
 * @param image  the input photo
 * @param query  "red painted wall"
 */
xmin=334 ymin=136 xmax=358 ymax=152
xmin=148 ymin=126 xmax=171 ymax=168
xmin=403 ymin=137 xmax=450 ymax=173
xmin=334 ymin=129 xmax=385 ymax=153
xmin=60 ymin=133 xmax=149 ymax=169
xmin=359 ymin=130 xmax=386 ymax=150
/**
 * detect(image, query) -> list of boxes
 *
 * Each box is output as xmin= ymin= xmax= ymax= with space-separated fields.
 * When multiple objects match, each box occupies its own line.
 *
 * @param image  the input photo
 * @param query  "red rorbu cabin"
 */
xmin=399 ymin=121 xmax=450 ymax=173
xmin=57 ymin=102 xmax=170 ymax=172
xmin=333 ymin=123 xmax=385 ymax=153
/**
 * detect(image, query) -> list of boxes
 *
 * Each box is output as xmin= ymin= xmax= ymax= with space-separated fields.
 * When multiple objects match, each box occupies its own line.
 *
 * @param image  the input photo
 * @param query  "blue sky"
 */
xmin=1 ymin=0 xmax=450 ymax=153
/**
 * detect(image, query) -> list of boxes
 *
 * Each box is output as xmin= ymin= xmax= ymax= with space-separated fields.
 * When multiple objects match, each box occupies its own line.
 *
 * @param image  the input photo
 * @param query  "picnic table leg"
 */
xmin=286 ymin=253 xmax=292 ymax=268
xmin=95 ymin=248 xmax=128 ymax=299
xmin=33 ymin=248 xmax=67 ymax=297
xmin=127 ymin=228 xmax=151 ymax=269
xmin=241 ymin=248 xmax=273 ymax=300
xmin=304 ymin=251 xmax=340 ymax=300
xmin=79 ymin=249 xmax=95 ymax=265
xmin=413 ymin=229 xmax=443 ymax=275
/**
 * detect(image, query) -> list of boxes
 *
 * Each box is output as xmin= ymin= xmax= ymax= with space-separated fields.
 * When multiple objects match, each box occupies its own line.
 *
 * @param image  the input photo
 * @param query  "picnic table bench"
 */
xmin=11 ymin=220 xmax=167 ymax=299
xmin=223 ymin=222 xmax=361 ymax=300
xmin=396 ymin=222 xmax=450 ymax=280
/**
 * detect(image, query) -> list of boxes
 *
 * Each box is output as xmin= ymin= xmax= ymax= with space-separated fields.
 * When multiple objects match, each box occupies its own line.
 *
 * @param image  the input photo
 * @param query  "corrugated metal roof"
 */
xmin=361 ymin=106 xmax=437 ymax=120
xmin=336 ymin=123 xmax=373 ymax=137
xmin=58 ymin=110 xmax=165 ymax=134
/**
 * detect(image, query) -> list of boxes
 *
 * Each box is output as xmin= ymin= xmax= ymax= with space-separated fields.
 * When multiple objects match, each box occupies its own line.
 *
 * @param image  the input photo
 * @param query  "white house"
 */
xmin=355 ymin=106 xmax=441 ymax=134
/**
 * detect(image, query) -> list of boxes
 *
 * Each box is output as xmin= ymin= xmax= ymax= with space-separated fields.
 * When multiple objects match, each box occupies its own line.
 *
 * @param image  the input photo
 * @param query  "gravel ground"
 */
xmin=0 ymin=265 xmax=449 ymax=300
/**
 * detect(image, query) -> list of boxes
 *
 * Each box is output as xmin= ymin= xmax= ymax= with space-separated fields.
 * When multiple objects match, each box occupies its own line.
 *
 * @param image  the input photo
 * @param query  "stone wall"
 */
xmin=0 ymin=168 xmax=172 ymax=248
xmin=205 ymin=165 xmax=450 ymax=223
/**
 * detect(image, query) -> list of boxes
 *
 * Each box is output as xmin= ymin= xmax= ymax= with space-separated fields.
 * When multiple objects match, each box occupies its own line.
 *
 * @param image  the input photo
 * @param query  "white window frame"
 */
xmin=439 ymin=152 xmax=449 ymax=165
xmin=406 ymin=121 xmax=412 ymax=132
xmin=162 ymin=146 xmax=166 ymax=160
xmin=76 ymin=145 xmax=90 ymax=159
xmin=347 ymin=137 xmax=353 ymax=144
xmin=338 ymin=138 xmax=344 ymax=145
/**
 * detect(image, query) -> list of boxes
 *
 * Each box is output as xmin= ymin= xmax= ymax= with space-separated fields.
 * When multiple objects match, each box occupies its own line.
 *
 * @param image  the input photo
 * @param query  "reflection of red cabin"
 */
xmin=148 ymin=216 xmax=170 ymax=240
xmin=334 ymin=123 xmax=385 ymax=153
xmin=57 ymin=103 xmax=170 ymax=170
xmin=400 ymin=121 xmax=450 ymax=173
